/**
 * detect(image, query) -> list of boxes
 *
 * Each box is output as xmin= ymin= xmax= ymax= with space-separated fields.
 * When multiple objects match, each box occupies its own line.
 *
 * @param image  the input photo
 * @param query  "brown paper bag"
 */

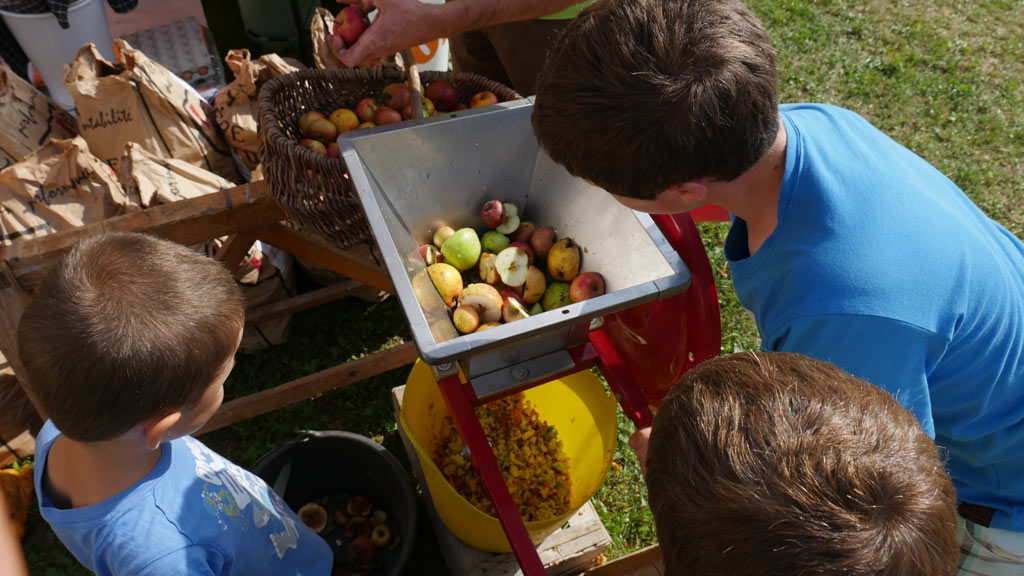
xmin=0 ymin=66 xmax=77 ymax=171
xmin=311 ymin=8 xmax=392 ymax=70
xmin=208 ymin=239 xmax=296 ymax=352
xmin=311 ymin=7 xmax=345 ymax=70
xmin=214 ymin=50 xmax=300 ymax=170
xmin=118 ymin=142 xmax=235 ymax=208
xmin=0 ymin=136 xmax=138 ymax=245
xmin=63 ymin=40 xmax=239 ymax=183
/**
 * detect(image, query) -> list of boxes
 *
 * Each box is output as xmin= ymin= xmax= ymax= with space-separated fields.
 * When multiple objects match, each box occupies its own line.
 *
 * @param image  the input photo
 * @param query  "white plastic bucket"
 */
xmin=367 ymin=0 xmax=449 ymax=72
xmin=0 ymin=0 xmax=116 ymax=111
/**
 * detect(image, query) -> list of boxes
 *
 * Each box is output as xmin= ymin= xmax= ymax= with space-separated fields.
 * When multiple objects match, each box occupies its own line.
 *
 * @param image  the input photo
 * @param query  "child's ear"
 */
xmin=665 ymin=182 xmax=708 ymax=204
xmin=143 ymin=411 xmax=182 ymax=451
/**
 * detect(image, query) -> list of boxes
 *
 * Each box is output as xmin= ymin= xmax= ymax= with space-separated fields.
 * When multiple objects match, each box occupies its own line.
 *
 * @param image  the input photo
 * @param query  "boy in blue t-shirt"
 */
xmin=17 ymin=232 xmax=332 ymax=576
xmin=532 ymin=0 xmax=1024 ymax=573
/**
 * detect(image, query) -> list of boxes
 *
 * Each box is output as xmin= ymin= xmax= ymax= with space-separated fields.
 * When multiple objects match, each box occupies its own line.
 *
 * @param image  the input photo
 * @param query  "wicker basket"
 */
xmin=257 ymin=67 xmax=521 ymax=249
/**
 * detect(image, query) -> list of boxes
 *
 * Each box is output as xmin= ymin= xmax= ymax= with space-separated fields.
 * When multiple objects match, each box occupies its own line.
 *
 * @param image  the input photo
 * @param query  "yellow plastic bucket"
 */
xmin=400 ymin=360 xmax=618 ymax=552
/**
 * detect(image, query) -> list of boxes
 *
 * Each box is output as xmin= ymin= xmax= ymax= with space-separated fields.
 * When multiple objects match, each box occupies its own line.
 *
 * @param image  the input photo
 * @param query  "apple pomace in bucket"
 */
xmin=434 ymin=393 xmax=572 ymax=522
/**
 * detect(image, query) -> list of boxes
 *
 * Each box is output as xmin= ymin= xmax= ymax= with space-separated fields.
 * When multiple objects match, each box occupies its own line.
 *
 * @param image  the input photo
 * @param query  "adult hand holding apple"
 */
xmin=335 ymin=0 xmax=446 ymax=68
xmin=334 ymin=0 xmax=583 ymax=70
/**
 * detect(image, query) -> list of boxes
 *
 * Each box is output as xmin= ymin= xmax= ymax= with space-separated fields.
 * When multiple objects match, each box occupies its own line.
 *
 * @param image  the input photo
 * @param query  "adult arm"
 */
xmin=764 ymin=314 xmax=945 ymax=437
xmin=337 ymin=0 xmax=583 ymax=67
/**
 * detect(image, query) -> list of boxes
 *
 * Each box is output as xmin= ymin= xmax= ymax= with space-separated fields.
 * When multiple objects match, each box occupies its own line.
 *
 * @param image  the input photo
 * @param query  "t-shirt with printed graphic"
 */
xmin=33 ymin=420 xmax=333 ymax=576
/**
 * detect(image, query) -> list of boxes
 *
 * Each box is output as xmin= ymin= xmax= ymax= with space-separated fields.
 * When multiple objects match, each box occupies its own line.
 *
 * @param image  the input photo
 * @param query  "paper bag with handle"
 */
xmin=0 ymin=136 xmax=138 ymax=246
xmin=0 ymin=66 xmax=77 ymax=171
xmin=214 ymin=50 xmax=301 ymax=171
xmin=63 ymin=40 xmax=239 ymax=183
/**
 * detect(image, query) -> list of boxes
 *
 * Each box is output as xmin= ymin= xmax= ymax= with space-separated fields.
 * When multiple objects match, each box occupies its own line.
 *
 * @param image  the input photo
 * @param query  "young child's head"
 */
xmin=646 ymin=351 xmax=958 ymax=576
xmin=17 ymin=232 xmax=245 ymax=444
xmin=532 ymin=0 xmax=779 ymax=203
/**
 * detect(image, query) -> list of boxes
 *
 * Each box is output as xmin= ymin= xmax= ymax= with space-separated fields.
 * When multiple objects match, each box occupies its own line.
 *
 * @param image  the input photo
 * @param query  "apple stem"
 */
xmin=400 ymin=48 xmax=424 ymax=120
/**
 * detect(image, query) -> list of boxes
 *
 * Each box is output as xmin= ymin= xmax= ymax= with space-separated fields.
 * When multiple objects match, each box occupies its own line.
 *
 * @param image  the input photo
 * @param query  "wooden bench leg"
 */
xmin=0 ymin=262 xmax=47 ymax=422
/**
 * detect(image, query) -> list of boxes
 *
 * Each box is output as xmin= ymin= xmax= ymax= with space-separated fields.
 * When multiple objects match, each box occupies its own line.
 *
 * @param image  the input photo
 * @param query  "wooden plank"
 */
xmin=215 ymin=233 xmax=259 ymax=273
xmin=584 ymin=546 xmax=663 ymax=576
xmin=0 ymin=262 xmax=46 ymax=421
xmin=392 ymin=385 xmax=611 ymax=576
xmin=244 ymin=279 xmax=364 ymax=325
xmin=196 ymin=341 xmax=419 ymax=435
xmin=2 ymin=181 xmax=285 ymax=291
xmin=253 ymin=222 xmax=394 ymax=294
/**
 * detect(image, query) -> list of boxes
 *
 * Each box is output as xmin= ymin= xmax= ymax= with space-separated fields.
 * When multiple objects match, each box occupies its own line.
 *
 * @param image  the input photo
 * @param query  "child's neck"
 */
xmin=716 ymin=118 xmax=788 ymax=256
xmin=46 ymin=434 xmax=164 ymax=509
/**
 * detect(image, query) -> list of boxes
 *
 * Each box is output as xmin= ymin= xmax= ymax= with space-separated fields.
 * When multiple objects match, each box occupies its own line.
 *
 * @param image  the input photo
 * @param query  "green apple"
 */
xmin=481 ymin=230 xmax=510 ymax=254
xmin=441 ymin=227 xmax=482 ymax=272
xmin=541 ymin=282 xmax=572 ymax=311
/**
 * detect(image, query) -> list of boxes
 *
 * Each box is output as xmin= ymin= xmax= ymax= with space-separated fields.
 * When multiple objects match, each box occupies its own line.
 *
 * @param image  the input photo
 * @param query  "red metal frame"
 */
xmin=434 ymin=211 xmax=721 ymax=574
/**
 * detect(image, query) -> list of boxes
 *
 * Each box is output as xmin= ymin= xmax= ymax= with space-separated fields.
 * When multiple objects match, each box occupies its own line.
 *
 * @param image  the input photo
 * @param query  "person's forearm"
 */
xmin=432 ymin=0 xmax=584 ymax=38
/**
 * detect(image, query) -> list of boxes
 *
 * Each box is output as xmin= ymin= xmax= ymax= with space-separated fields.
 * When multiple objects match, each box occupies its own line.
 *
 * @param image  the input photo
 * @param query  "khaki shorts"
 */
xmin=958 ymin=515 xmax=1024 ymax=575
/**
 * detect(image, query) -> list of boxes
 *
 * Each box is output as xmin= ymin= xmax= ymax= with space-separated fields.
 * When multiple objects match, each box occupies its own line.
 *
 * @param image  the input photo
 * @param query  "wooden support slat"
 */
xmin=253 ymin=222 xmax=394 ymax=294
xmin=245 ymin=279 xmax=365 ymax=325
xmin=197 ymin=341 xmax=419 ymax=435
xmin=1 ymin=181 xmax=285 ymax=291
xmin=215 ymin=233 xmax=259 ymax=273
xmin=584 ymin=545 xmax=664 ymax=576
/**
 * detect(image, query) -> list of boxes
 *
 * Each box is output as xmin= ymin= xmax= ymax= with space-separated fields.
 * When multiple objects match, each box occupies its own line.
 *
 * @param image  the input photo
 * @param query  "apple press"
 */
xmin=338 ymin=100 xmax=721 ymax=575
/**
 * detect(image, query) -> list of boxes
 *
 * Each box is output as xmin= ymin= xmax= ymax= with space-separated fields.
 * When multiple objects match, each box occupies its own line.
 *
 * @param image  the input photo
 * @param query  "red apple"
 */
xmin=508 ymin=241 xmax=534 ymax=266
xmin=374 ymin=106 xmax=402 ymax=126
xmin=512 ymin=221 xmax=536 ymax=244
xmin=326 ymin=142 xmax=340 ymax=158
xmin=334 ymin=5 xmax=370 ymax=45
xmin=500 ymin=287 xmax=525 ymax=307
xmin=569 ymin=272 xmax=605 ymax=302
xmin=299 ymin=139 xmax=327 ymax=154
xmin=470 ymin=91 xmax=499 ymax=108
xmin=425 ymin=80 xmax=458 ymax=111
xmin=298 ymin=111 xmax=326 ymax=135
xmin=347 ymin=536 xmax=377 ymax=567
xmin=481 ymin=200 xmax=504 ymax=228
xmin=382 ymin=83 xmax=413 ymax=111
xmin=355 ymin=97 xmax=378 ymax=123
xmin=452 ymin=103 xmax=468 ymax=111
xmin=530 ymin=226 xmax=556 ymax=260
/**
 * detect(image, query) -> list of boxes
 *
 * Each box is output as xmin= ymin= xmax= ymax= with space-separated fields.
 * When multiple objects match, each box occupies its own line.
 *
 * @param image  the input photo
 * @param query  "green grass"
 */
xmin=18 ymin=0 xmax=1024 ymax=573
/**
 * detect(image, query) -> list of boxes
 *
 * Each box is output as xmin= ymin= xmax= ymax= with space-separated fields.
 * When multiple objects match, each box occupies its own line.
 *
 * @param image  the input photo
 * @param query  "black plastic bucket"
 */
xmin=252 ymin=430 xmax=417 ymax=575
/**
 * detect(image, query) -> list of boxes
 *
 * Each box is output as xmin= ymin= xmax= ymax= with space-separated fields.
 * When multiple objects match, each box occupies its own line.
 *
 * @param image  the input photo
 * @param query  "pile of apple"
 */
xmin=297 ymin=494 xmax=396 ymax=571
xmin=417 ymin=200 xmax=606 ymax=335
xmin=296 ymin=79 xmax=499 ymax=158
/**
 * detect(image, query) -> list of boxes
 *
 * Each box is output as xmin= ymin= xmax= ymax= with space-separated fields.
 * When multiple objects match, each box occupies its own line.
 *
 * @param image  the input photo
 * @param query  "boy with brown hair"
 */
xmin=16 ymin=232 xmax=332 ymax=575
xmin=646 ymin=351 xmax=958 ymax=575
xmin=532 ymin=0 xmax=1024 ymax=571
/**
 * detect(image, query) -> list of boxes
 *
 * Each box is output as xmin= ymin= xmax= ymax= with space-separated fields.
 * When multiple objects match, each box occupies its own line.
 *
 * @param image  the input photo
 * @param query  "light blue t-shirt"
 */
xmin=34 ymin=421 xmax=333 ymax=575
xmin=726 ymin=103 xmax=1024 ymax=531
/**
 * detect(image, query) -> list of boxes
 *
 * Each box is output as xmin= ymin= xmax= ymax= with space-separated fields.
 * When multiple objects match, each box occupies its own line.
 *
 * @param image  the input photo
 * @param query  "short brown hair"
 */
xmin=646 ymin=351 xmax=958 ymax=576
xmin=17 ymin=233 xmax=245 ymax=442
xmin=532 ymin=0 xmax=779 ymax=199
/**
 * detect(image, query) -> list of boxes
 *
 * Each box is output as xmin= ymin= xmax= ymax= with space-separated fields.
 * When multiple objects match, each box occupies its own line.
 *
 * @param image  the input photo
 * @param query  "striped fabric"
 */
xmin=958 ymin=516 xmax=1024 ymax=575
xmin=0 ymin=0 xmax=137 ymax=29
